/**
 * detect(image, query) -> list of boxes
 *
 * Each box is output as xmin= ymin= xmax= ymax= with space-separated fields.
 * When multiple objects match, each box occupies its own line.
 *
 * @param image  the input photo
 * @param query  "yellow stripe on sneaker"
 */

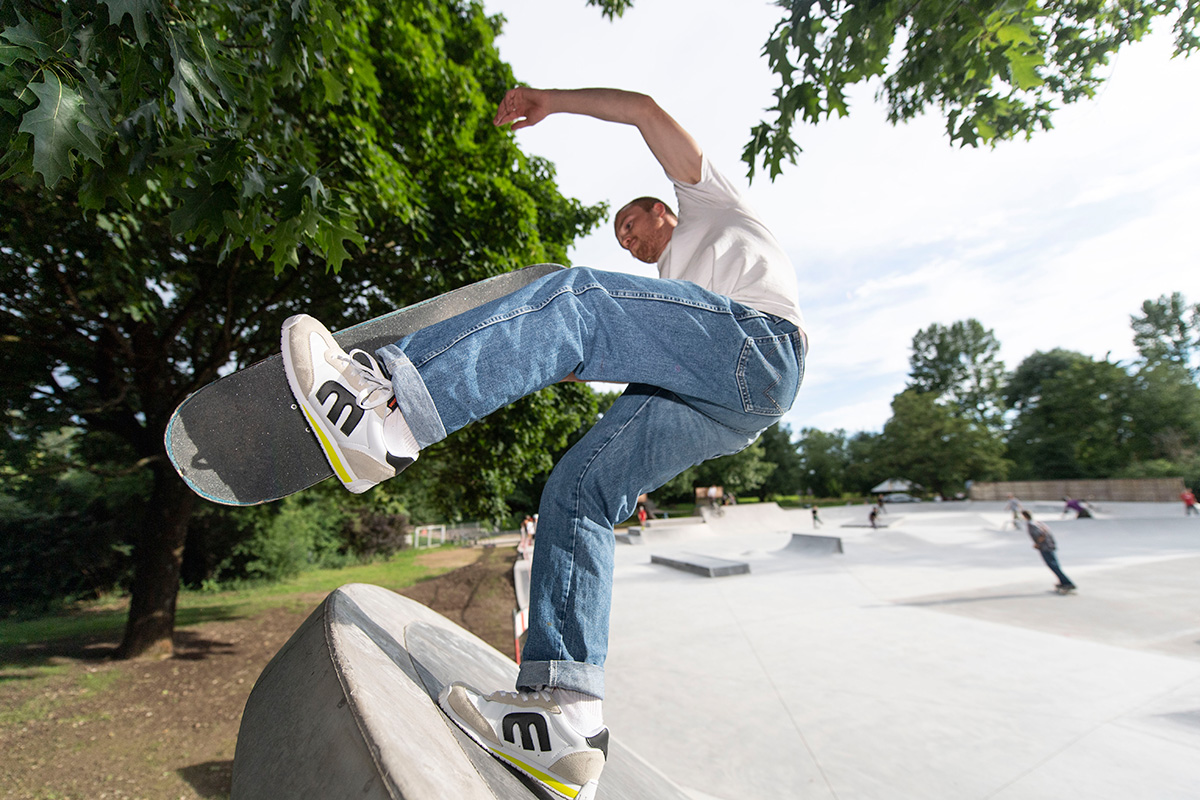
xmin=300 ymin=405 xmax=353 ymax=485
xmin=488 ymin=747 xmax=579 ymax=798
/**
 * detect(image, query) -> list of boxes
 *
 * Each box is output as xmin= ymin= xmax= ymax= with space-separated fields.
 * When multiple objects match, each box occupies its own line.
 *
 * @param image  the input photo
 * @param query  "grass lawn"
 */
xmin=0 ymin=544 xmax=466 ymax=651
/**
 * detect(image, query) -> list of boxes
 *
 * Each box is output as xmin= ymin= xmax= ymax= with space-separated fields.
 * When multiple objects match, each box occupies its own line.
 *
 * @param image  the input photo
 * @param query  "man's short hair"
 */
xmin=613 ymin=196 xmax=676 ymax=232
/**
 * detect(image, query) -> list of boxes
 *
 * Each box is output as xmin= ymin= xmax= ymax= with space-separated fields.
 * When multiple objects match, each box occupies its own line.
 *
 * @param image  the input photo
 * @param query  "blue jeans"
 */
xmin=1039 ymin=549 xmax=1073 ymax=587
xmin=376 ymin=267 xmax=806 ymax=698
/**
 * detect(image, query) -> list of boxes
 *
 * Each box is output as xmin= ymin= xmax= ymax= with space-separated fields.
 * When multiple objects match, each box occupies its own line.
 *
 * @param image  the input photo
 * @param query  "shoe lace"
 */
xmin=336 ymin=349 xmax=393 ymax=410
xmin=487 ymin=688 xmax=555 ymax=705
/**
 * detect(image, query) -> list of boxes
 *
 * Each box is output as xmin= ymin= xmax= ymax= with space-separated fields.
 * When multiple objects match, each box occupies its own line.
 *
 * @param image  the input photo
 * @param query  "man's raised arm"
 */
xmin=494 ymin=87 xmax=703 ymax=185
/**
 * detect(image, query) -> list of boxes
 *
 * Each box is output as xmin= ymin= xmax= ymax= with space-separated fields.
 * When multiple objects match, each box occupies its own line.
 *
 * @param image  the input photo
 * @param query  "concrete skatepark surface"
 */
xmin=235 ymin=501 xmax=1200 ymax=799
xmin=605 ymin=501 xmax=1200 ymax=799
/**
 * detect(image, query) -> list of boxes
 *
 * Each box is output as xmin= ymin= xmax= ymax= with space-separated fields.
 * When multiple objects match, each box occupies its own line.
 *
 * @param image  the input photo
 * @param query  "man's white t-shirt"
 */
xmin=656 ymin=155 xmax=805 ymax=331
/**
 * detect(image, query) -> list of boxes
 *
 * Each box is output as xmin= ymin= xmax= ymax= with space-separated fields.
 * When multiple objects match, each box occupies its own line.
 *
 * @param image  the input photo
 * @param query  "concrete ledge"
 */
xmin=651 ymin=553 xmax=751 ymax=578
xmin=780 ymin=533 xmax=844 ymax=555
xmin=231 ymin=583 xmax=690 ymax=799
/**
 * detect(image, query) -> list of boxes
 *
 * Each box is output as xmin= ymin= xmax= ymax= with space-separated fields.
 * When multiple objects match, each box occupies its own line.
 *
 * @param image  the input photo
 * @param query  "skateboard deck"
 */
xmin=166 ymin=264 xmax=565 ymax=506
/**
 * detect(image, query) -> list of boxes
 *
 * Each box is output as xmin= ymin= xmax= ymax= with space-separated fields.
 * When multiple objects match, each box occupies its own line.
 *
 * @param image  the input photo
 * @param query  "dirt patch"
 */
xmin=412 ymin=546 xmax=484 ymax=571
xmin=0 ymin=546 xmax=521 ymax=800
xmin=399 ymin=545 xmax=519 ymax=656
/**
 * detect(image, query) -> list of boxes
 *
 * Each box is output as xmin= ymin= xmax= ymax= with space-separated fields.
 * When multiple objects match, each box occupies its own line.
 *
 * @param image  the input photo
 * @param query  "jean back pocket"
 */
xmin=736 ymin=332 xmax=803 ymax=417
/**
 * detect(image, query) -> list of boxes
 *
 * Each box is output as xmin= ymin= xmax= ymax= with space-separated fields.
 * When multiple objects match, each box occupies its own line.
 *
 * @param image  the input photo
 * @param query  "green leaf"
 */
xmin=1007 ymin=49 xmax=1046 ymax=90
xmin=16 ymin=73 xmax=105 ymax=187
xmin=169 ymin=55 xmax=209 ymax=126
xmin=99 ymin=0 xmax=157 ymax=46
xmin=0 ymin=42 xmax=36 ymax=67
xmin=0 ymin=15 xmax=57 ymax=60
xmin=313 ymin=208 xmax=365 ymax=273
xmin=242 ymin=167 xmax=266 ymax=199
xmin=169 ymin=176 xmax=238 ymax=240
xmin=320 ymin=70 xmax=345 ymax=104
xmin=996 ymin=23 xmax=1034 ymax=46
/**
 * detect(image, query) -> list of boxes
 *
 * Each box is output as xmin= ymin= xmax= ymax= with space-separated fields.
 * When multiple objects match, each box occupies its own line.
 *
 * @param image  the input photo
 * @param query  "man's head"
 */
xmin=613 ymin=197 xmax=677 ymax=264
xmin=1021 ymin=510 xmax=1033 ymax=521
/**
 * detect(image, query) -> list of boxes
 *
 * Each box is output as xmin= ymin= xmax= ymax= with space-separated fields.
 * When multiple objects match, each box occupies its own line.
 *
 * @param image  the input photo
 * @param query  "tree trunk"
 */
xmin=116 ymin=461 xmax=196 ymax=659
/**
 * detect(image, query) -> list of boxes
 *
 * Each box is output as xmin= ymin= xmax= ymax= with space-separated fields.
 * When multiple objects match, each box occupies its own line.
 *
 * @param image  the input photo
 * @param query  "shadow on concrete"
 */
xmin=178 ymin=759 xmax=233 ymax=798
xmin=900 ymin=592 xmax=1050 ymax=608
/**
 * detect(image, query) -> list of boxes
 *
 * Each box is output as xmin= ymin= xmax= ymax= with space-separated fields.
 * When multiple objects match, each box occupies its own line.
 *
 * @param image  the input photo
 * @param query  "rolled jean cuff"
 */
xmin=516 ymin=659 xmax=604 ymax=700
xmin=375 ymin=344 xmax=447 ymax=448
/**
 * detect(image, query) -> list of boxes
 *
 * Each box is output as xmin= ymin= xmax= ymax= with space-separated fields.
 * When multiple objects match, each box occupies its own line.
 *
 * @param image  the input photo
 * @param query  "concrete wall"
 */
xmin=970 ymin=477 xmax=1184 ymax=502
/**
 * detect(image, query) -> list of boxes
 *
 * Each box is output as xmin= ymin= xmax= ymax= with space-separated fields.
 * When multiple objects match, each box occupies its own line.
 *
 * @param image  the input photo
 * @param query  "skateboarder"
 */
xmin=1022 ymin=510 xmax=1076 ymax=593
xmin=1003 ymin=493 xmax=1023 ymax=529
xmin=1182 ymin=487 xmax=1197 ymax=516
xmin=281 ymin=86 xmax=805 ymax=799
xmin=1062 ymin=496 xmax=1092 ymax=519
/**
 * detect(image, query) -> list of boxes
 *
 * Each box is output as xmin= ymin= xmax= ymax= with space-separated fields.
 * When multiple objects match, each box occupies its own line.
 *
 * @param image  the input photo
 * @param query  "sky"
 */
xmin=482 ymin=0 xmax=1200 ymax=435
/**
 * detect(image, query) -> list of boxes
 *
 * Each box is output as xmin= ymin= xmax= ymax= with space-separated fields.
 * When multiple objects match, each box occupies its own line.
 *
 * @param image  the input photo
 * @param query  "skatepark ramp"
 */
xmin=779 ymin=533 xmax=844 ymax=555
xmin=650 ymin=552 xmax=751 ymax=577
xmin=232 ymin=584 xmax=688 ymax=799
xmin=699 ymin=502 xmax=813 ymax=532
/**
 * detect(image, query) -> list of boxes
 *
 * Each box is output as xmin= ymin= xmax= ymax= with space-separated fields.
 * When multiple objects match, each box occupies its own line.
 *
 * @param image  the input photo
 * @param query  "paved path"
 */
xmin=604 ymin=501 xmax=1200 ymax=800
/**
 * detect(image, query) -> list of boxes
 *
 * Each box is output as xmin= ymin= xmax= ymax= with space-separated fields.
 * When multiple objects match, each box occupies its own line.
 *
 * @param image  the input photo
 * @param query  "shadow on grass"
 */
xmin=178 ymin=759 xmax=233 ymax=799
xmin=0 ymin=603 xmax=249 ymax=672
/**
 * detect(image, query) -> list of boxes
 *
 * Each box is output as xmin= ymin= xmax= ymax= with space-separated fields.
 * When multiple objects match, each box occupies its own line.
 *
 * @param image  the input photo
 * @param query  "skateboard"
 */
xmin=1054 ymin=586 xmax=1077 ymax=595
xmin=165 ymin=264 xmax=565 ymax=506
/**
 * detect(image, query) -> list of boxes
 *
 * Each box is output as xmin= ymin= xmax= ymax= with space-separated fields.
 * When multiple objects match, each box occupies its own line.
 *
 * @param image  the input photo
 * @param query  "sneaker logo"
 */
xmin=316 ymin=380 xmax=363 ymax=435
xmin=502 ymin=712 xmax=552 ymax=752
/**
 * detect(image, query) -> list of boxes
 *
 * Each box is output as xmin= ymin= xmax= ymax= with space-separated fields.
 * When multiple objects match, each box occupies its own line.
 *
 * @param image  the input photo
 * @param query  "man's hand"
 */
xmin=492 ymin=86 xmax=703 ymax=185
xmin=494 ymin=87 xmax=550 ymax=131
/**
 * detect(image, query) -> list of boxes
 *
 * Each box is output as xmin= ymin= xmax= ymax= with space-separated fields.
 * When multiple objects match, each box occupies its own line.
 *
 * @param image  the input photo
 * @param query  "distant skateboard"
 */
xmin=1054 ymin=585 xmax=1077 ymax=595
xmin=165 ymin=264 xmax=565 ymax=506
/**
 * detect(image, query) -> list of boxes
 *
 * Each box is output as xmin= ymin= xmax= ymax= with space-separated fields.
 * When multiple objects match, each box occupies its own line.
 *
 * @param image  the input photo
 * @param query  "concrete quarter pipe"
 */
xmin=231 ymin=583 xmax=688 ymax=799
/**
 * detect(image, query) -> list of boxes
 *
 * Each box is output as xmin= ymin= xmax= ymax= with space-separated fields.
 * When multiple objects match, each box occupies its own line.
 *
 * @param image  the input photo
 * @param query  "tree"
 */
xmin=843 ymin=430 xmax=885 ymax=495
xmin=796 ymin=427 xmax=851 ymax=498
xmin=583 ymin=0 xmax=1198 ymax=179
xmin=909 ymin=318 xmax=1007 ymax=429
xmin=3 ymin=0 xmax=364 ymax=270
xmin=1003 ymin=349 xmax=1136 ymax=479
xmin=1131 ymin=292 xmax=1200 ymax=380
xmin=1126 ymin=293 xmax=1200 ymax=473
xmin=1 ymin=0 xmax=605 ymax=657
xmin=880 ymin=388 xmax=1008 ymax=496
xmin=1127 ymin=363 xmax=1200 ymax=464
xmin=757 ymin=422 xmax=806 ymax=498
xmin=657 ymin=437 xmax=776 ymax=503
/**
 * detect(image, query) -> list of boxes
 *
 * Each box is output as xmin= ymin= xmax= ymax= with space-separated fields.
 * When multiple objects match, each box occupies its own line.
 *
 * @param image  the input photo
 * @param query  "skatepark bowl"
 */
xmin=233 ymin=501 xmax=1200 ymax=799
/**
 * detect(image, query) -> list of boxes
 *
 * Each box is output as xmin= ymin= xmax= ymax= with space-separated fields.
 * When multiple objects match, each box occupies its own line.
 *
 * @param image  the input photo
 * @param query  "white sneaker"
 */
xmin=439 ymin=683 xmax=607 ymax=800
xmin=281 ymin=314 xmax=417 ymax=493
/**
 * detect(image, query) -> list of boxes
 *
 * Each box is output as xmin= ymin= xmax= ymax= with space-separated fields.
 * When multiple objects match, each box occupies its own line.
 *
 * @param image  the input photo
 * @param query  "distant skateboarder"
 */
xmin=1003 ymin=493 xmax=1023 ymax=529
xmin=1022 ymin=510 xmax=1076 ymax=593
xmin=1182 ymin=487 xmax=1197 ymax=516
xmin=1062 ymin=496 xmax=1092 ymax=519
xmin=280 ymin=86 xmax=806 ymax=799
